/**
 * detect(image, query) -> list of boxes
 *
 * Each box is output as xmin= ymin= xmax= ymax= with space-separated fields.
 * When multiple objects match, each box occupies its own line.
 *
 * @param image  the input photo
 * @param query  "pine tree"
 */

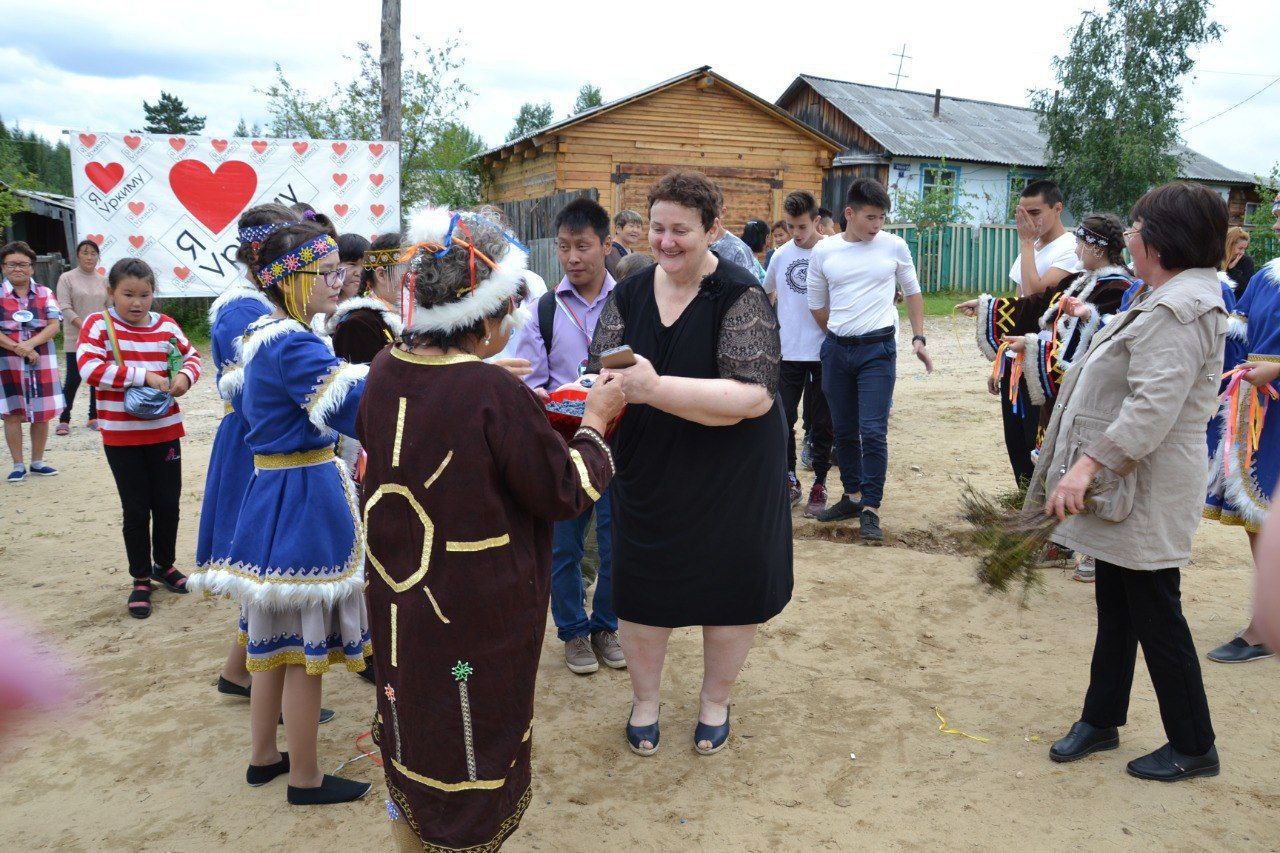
xmin=570 ymin=84 xmax=603 ymax=116
xmin=505 ymin=102 xmax=554 ymax=142
xmin=141 ymin=92 xmax=206 ymax=135
xmin=233 ymin=117 xmax=250 ymax=137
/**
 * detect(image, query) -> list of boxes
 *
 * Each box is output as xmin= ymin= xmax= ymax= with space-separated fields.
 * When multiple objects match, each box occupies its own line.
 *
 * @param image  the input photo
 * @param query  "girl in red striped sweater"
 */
xmin=77 ymin=258 xmax=202 ymax=618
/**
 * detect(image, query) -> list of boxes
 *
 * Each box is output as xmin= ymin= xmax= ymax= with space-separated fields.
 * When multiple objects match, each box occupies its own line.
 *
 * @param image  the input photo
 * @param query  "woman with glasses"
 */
xmin=188 ymin=219 xmax=373 ymax=806
xmin=0 ymin=241 xmax=63 ymax=483
xmin=1028 ymin=182 xmax=1227 ymax=782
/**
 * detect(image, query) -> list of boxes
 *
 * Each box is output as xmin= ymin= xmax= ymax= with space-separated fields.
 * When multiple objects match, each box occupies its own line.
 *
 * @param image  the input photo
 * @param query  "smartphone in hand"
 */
xmin=599 ymin=345 xmax=637 ymax=370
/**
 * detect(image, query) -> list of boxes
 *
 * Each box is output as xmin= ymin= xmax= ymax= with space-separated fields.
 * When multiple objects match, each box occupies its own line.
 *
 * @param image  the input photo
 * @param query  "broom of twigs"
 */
xmin=960 ymin=480 xmax=1096 ymax=605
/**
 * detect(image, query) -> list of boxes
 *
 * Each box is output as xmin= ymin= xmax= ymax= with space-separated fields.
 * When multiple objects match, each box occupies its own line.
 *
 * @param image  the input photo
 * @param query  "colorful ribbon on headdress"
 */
xmin=1221 ymin=365 xmax=1279 ymax=479
xmin=992 ymin=341 xmax=1025 ymax=414
xmin=257 ymin=235 xmax=338 ymax=291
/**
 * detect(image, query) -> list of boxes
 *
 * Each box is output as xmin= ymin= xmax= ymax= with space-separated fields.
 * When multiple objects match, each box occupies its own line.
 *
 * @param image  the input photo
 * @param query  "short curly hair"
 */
xmin=647 ymin=170 xmax=719 ymax=231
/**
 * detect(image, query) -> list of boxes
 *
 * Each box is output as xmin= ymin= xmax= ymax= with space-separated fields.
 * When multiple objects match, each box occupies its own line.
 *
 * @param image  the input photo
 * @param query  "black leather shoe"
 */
xmin=1049 ymin=721 xmax=1119 ymax=763
xmin=816 ymin=495 xmax=861 ymax=523
xmin=1126 ymin=743 xmax=1219 ymax=782
xmin=859 ymin=509 xmax=884 ymax=543
xmin=1206 ymin=636 xmax=1273 ymax=664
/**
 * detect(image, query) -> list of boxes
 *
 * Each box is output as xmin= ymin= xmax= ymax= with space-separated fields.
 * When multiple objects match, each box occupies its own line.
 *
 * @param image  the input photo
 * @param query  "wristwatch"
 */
xmin=912 ymin=334 xmax=927 ymax=346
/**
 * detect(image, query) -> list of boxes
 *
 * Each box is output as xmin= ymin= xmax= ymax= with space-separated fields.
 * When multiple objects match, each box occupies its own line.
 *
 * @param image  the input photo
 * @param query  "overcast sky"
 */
xmin=1 ymin=0 xmax=1276 ymax=178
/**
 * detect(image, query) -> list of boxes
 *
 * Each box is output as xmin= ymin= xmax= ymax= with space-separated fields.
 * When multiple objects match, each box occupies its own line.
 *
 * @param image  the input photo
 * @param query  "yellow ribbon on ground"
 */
xmin=933 ymin=707 xmax=989 ymax=743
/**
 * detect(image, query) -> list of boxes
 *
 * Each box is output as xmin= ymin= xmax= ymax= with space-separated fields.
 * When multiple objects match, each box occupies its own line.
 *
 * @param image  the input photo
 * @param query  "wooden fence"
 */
xmin=34 ymin=254 xmax=66 ymax=289
xmin=497 ymin=188 xmax=599 ymax=242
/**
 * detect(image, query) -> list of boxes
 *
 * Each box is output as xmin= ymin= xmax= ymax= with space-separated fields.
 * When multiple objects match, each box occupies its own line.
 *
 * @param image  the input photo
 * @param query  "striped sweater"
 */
xmin=76 ymin=309 xmax=202 ymax=446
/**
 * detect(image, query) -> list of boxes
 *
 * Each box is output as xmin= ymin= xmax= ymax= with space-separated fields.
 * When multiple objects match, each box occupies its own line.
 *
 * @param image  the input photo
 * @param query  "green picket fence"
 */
xmin=885 ymin=223 xmax=1280 ymax=294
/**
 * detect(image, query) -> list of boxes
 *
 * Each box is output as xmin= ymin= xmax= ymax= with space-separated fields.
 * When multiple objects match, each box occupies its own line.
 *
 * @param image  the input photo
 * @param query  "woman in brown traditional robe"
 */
xmin=359 ymin=209 xmax=623 ymax=851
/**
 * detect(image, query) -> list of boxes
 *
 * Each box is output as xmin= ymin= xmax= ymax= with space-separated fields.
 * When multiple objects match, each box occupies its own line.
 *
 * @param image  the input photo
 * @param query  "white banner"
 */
xmin=69 ymin=131 xmax=400 ymax=297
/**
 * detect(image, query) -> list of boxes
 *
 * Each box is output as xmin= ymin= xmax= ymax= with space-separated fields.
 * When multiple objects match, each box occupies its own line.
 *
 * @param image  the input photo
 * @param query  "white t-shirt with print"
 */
xmin=805 ymin=231 xmax=921 ymax=337
xmin=1009 ymin=230 xmax=1080 ymax=294
xmin=763 ymin=239 xmax=826 ymax=361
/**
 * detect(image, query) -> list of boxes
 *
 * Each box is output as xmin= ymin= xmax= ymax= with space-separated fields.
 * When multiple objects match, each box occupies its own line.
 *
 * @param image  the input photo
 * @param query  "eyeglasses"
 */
xmin=1122 ymin=226 xmax=1141 ymax=240
xmin=2 ymin=261 xmax=33 ymax=270
xmin=294 ymin=267 xmax=348 ymax=288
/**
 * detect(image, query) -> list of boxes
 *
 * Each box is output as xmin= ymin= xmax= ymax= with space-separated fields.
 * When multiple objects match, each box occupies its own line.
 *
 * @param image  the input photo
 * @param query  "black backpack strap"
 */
xmin=537 ymin=290 xmax=557 ymax=355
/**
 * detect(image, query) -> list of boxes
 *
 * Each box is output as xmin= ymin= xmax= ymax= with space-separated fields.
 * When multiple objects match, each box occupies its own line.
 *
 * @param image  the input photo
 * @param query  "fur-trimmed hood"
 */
xmin=325 ymin=295 xmax=405 ymax=337
xmin=208 ymin=285 xmax=272 ymax=328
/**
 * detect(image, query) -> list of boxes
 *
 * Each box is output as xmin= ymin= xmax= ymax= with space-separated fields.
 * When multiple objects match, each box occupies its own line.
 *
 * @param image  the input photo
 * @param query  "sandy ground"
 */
xmin=2 ymin=322 xmax=1278 ymax=851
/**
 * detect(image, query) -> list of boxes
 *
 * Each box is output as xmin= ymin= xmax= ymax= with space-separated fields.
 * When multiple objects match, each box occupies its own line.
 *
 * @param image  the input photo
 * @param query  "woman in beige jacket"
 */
xmin=1027 ymin=183 xmax=1227 ymax=782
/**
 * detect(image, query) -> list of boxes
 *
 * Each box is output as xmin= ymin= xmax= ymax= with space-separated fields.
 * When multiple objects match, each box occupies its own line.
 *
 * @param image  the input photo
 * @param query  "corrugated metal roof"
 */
xmin=791 ymin=74 xmax=1253 ymax=185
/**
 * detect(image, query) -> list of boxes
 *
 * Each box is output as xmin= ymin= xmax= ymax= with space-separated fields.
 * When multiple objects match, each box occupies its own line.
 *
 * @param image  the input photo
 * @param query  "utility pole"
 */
xmin=380 ymin=0 xmax=402 ymax=144
xmin=890 ymin=44 xmax=911 ymax=89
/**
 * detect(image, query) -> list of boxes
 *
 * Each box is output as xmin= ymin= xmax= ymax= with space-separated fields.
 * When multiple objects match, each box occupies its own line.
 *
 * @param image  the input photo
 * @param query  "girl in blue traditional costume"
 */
xmin=1204 ymin=241 xmax=1280 ymax=665
xmin=188 ymin=219 xmax=373 ymax=805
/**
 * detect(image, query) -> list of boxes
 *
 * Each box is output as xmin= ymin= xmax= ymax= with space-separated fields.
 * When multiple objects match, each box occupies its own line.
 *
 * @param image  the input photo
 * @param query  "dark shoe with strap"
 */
xmin=859 ymin=509 xmax=884 ymax=543
xmin=1206 ymin=636 xmax=1273 ymax=664
xmin=287 ymin=774 xmax=372 ymax=805
xmin=1049 ymin=721 xmax=1119 ymax=763
xmin=151 ymin=564 xmax=189 ymax=594
xmin=127 ymin=580 xmax=153 ymax=619
xmin=247 ymin=752 xmax=289 ymax=787
xmin=1126 ymin=743 xmax=1219 ymax=782
xmin=815 ymin=495 xmax=861 ymax=523
xmin=694 ymin=706 xmax=731 ymax=756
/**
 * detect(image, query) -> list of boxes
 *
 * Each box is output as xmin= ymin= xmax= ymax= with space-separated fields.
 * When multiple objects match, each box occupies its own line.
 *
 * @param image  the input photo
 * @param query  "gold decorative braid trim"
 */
xmin=391 ymin=758 xmax=506 ymax=791
xmin=363 ymin=247 xmax=412 ymax=269
xmin=224 ymin=401 xmax=234 ymax=415
xmin=387 ymin=781 xmax=532 ymax=853
xmin=391 ymin=348 xmax=480 ymax=366
xmin=574 ymin=427 xmax=616 ymax=477
xmin=1246 ymin=353 xmax=1280 ymax=364
xmin=569 ymin=449 xmax=601 ymax=502
xmin=446 ymin=535 xmax=510 ymax=552
xmin=245 ymin=641 xmax=372 ymax=676
xmin=254 ymin=447 xmax=337 ymax=469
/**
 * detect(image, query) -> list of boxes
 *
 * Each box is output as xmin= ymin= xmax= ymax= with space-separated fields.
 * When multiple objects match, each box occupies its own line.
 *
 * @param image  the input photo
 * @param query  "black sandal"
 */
xmin=151 ymin=564 xmax=189 ymax=594
xmin=127 ymin=581 xmax=153 ymax=619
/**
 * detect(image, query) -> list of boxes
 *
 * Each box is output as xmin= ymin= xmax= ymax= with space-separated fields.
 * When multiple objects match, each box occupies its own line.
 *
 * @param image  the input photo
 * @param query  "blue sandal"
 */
xmin=694 ymin=707 xmax=730 ymax=755
xmin=626 ymin=705 xmax=660 ymax=756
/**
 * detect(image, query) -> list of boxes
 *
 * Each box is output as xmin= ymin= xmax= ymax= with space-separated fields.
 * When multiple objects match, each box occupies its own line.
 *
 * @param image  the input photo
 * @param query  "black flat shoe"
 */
xmin=1126 ymin=743 xmax=1219 ymax=782
xmin=287 ymin=774 xmax=372 ymax=805
xmin=1206 ymin=636 xmax=1273 ymax=664
xmin=815 ymin=495 xmax=861 ymax=523
xmin=247 ymin=752 xmax=289 ymax=787
xmin=859 ymin=509 xmax=884 ymax=543
xmin=278 ymin=708 xmax=336 ymax=725
xmin=1049 ymin=721 xmax=1119 ymax=763
xmin=217 ymin=676 xmax=251 ymax=698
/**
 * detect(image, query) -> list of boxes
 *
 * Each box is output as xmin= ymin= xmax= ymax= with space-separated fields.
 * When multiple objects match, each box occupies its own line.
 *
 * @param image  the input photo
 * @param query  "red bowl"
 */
xmin=543 ymin=388 xmax=621 ymax=441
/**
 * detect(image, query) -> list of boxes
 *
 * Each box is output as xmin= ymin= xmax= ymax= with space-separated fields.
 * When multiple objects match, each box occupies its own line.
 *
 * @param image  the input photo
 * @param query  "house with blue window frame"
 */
xmin=776 ymin=74 xmax=1259 ymax=225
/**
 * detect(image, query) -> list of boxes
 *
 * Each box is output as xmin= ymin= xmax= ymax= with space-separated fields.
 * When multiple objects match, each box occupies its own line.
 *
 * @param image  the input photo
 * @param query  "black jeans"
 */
xmin=60 ymin=351 xmax=96 ymax=423
xmin=1081 ymin=559 xmax=1215 ymax=756
xmin=779 ymin=360 xmax=833 ymax=483
xmin=999 ymin=369 xmax=1039 ymax=487
xmin=103 ymin=440 xmax=182 ymax=579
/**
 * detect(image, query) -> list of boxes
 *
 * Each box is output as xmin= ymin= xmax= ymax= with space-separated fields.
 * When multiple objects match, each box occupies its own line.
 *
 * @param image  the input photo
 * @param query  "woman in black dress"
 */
xmin=590 ymin=170 xmax=792 ymax=756
xmin=1223 ymin=225 xmax=1256 ymax=300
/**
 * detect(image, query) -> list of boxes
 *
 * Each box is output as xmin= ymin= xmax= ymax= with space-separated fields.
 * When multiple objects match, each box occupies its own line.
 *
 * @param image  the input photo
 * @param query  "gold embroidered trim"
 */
xmin=386 ymin=781 xmax=532 ymax=853
xmin=574 ymin=427 xmax=615 ymax=477
xmin=446 ymin=534 xmax=510 ymax=552
xmin=364 ymin=483 xmax=436 ymax=593
xmin=569 ymin=449 xmax=601 ymax=502
xmin=362 ymin=247 xmax=412 ymax=269
xmin=254 ymin=447 xmax=336 ymax=469
xmin=390 ymin=758 xmax=506 ymax=791
xmin=1247 ymin=353 xmax=1280 ymax=364
xmin=390 ymin=601 xmax=398 ymax=668
xmin=424 ymin=450 xmax=453 ymax=491
xmin=245 ymin=641 xmax=373 ymax=676
xmin=224 ymin=401 xmax=234 ymax=415
xmin=391 ymin=348 xmax=479 ymax=366
xmin=305 ymin=363 xmax=344 ymax=413
xmin=392 ymin=396 xmax=407 ymax=467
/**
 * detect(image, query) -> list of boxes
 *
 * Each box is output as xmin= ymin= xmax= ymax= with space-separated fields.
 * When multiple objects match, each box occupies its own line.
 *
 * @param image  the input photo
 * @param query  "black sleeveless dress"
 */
xmin=588 ymin=257 xmax=792 ymax=627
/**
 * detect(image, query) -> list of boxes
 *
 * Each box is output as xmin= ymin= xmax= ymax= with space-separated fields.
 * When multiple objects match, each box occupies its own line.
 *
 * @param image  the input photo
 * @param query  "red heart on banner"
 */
xmin=170 ymin=137 xmax=186 ymax=151
xmin=333 ymin=204 xmax=349 ymax=217
xmin=293 ymin=141 xmax=309 ymax=154
xmin=124 ymin=135 xmax=142 ymax=150
xmin=86 ymin=234 xmax=104 ymax=245
xmin=85 ymin=162 xmax=124 ymax=193
xmin=96 ymin=266 xmax=106 ymax=276
xmin=173 ymin=266 xmax=191 ymax=280
xmin=370 ymin=203 xmax=385 ymax=217
xmin=78 ymin=133 xmax=97 ymax=148
xmin=129 ymin=235 xmax=145 ymax=249
xmin=211 ymin=139 xmax=229 ymax=153
xmin=369 ymin=173 xmax=384 ymax=187
xmin=332 ymin=142 xmax=347 ymax=155
xmin=368 ymin=143 xmax=384 ymax=156
xmin=128 ymin=201 xmax=145 ymax=215
xmin=251 ymin=140 xmax=268 ymax=154
xmin=168 ymin=159 xmax=258 ymax=234
xmin=333 ymin=173 xmax=348 ymax=186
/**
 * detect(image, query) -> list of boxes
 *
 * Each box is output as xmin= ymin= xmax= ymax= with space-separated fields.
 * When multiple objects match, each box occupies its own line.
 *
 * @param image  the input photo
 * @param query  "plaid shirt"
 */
xmin=0 ymin=279 xmax=64 ymax=422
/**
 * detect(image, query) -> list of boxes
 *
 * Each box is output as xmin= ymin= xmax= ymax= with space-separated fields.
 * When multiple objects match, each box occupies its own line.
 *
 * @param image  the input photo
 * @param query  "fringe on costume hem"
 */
xmin=245 ymin=641 xmax=372 ymax=675
xmin=186 ymin=565 xmax=366 ymax=611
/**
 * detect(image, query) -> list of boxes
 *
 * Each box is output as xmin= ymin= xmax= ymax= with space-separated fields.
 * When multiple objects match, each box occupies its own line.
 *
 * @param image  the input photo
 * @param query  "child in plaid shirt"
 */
xmin=0 ymin=241 xmax=63 ymax=483
xmin=77 ymin=258 xmax=201 ymax=618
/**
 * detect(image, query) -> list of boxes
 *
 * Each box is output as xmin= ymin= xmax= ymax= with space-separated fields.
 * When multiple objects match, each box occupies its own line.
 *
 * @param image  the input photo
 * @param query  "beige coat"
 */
xmin=1027 ymin=267 xmax=1226 ymax=570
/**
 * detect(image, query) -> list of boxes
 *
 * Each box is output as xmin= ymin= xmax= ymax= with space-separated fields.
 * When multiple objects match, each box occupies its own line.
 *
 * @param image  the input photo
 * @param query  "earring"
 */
xmin=482 ymin=336 xmax=491 ymax=346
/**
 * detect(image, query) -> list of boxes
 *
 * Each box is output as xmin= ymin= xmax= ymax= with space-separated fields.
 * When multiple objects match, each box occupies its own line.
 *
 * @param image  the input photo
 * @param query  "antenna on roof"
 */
xmin=890 ymin=44 xmax=911 ymax=89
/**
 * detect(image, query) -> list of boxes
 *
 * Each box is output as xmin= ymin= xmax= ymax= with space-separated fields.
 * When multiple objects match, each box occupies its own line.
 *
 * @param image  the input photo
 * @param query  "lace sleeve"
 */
xmin=717 ymin=287 xmax=780 ymax=397
xmin=586 ymin=292 xmax=625 ymax=373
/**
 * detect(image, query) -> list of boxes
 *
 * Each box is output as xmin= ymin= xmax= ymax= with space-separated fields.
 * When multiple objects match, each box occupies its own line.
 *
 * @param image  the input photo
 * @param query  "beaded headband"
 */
xmin=1074 ymin=225 xmax=1113 ymax=250
xmin=257 ymin=235 xmax=339 ymax=291
xmin=362 ymin=247 xmax=413 ymax=269
xmin=237 ymin=222 xmax=287 ymax=245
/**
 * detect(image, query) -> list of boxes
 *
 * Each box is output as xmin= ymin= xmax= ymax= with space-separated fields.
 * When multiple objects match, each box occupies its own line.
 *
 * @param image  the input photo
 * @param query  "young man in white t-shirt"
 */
xmin=806 ymin=178 xmax=933 ymax=541
xmin=764 ymin=190 xmax=833 ymax=518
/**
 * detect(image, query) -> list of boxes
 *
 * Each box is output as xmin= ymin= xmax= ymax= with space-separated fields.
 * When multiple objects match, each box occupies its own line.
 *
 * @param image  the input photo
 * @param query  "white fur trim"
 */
xmin=1228 ymin=313 xmax=1248 ymax=342
xmin=218 ymin=365 xmax=244 ymax=400
xmin=208 ymin=286 xmax=272 ymax=327
xmin=305 ymin=362 xmax=369 ymax=435
xmin=240 ymin=318 xmax=307 ymax=367
xmin=975 ymin=293 xmax=998 ymax=361
xmin=326 ymin=295 xmax=404 ymax=337
xmin=1218 ymin=391 xmax=1271 ymax=529
xmin=402 ymin=207 xmax=528 ymax=334
xmin=1023 ymin=333 xmax=1047 ymax=408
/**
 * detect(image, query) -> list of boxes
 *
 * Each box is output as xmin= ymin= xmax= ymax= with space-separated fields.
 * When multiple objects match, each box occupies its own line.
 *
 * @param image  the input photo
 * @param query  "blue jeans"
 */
xmin=550 ymin=491 xmax=615 ymax=641
xmin=820 ymin=332 xmax=896 ymax=508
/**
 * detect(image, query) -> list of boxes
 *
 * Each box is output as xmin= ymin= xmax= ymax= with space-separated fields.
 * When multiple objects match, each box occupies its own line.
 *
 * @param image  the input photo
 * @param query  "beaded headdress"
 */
xmin=362 ymin=246 xmax=413 ymax=270
xmin=238 ymin=223 xmax=286 ymax=246
xmin=257 ymin=235 xmax=339 ymax=291
xmin=1073 ymin=224 xmax=1113 ymax=250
